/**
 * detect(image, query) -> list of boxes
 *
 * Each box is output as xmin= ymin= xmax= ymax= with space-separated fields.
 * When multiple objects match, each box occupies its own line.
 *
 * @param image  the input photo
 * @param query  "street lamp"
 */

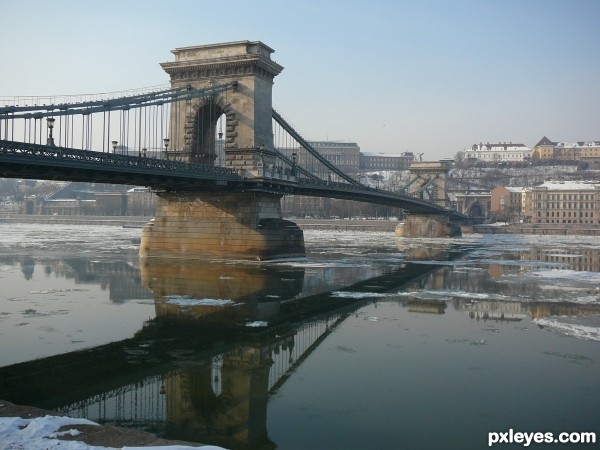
xmin=291 ymin=152 xmax=297 ymax=176
xmin=164 ymin=138 xmax=170 ymax=160
xmin=46 ymin=118 xmax=55 ymax=146
xmin=112 ymin=140 xmax=118 ymax=154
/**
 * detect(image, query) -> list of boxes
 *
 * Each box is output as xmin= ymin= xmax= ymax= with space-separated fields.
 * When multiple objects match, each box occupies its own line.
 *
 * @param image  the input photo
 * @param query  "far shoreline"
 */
xmin=2 ymin=214 xmax=600 ymax=236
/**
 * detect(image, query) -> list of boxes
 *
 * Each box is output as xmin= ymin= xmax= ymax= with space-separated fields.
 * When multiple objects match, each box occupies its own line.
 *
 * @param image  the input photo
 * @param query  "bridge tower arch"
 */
xmin=161 ymin=41 xmax=282 ymax=174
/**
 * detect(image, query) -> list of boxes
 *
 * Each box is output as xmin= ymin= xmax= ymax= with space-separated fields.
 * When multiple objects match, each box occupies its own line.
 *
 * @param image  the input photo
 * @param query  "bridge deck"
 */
xmin=0 ymin=139 xmax=463 ymax=217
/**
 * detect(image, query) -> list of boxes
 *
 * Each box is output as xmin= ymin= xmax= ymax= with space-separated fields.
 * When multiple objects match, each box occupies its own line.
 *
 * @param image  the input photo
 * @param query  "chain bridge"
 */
xmin=0 ymin=41 xmax=463 ymax=259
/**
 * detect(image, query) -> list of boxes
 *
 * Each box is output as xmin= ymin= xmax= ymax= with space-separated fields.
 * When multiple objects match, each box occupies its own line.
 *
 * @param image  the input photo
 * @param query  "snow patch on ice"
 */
xmin=331 ymin=291 xmax=390 ymax=299
xmin=399 ymin=289 xmax=514 ymax=302
xmin=245 ymin=321 xmax=268 ymax=327
xmin=534 ymin=317 xmax=600 ymax=342
xmin=166 ymin=296 xmax=235 ymax=307
xmin=528 ymin=269 xmax=600 ymax=283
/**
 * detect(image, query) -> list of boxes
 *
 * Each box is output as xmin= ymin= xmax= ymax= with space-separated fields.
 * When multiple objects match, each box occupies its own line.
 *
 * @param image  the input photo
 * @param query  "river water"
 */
xmin=0 ymin=223 xmax=599 ymax=449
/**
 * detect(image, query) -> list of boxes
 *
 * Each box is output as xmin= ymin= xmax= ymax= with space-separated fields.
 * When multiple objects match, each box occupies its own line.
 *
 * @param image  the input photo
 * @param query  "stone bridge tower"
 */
xmin=140 ymin=41 xmax=304 ymax=261
xmin=160 ymin=41 xmax=282 ymax=175
xmin=406 ymin=160 xmax=453 ymax=207
xmin=398 ymin=160 xmax=462 ymax=238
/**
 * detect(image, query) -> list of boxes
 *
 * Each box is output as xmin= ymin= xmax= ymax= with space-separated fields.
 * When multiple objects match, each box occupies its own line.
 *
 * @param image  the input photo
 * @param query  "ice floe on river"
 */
xmin=534 ymin=316 xmax=600 ymax=342
xmin=165 ymin=296 xmax=236 ymax=307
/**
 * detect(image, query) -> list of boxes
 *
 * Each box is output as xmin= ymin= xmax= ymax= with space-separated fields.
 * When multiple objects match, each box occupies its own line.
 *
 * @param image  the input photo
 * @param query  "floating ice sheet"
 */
xmin=166 ymin=296 xmax=235 ymax=307
xmin=534 ymin=317 xmax=600 ymax=342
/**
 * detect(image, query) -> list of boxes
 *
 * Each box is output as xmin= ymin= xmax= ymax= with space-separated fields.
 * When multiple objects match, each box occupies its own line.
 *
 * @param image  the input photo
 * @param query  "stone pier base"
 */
xmin=140 ymin=192 xmax=305 ymax=260
xmin=395 ymin=214 xmax=462 ymax=238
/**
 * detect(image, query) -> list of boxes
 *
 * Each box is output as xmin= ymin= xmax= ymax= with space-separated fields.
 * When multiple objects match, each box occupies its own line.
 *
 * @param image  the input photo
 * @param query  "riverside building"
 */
xmin=526 ymin=181 xmax=600 ymax=225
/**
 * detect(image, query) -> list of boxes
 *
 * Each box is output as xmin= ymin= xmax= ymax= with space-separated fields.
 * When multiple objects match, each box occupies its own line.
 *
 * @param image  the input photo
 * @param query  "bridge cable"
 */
xmin=272 ymin=109 xmax=360 ymax=185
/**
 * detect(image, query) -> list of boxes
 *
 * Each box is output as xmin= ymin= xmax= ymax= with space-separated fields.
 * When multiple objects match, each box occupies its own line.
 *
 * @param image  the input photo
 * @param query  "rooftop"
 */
xmin=535 ymin=181 xmax=600 ymax=191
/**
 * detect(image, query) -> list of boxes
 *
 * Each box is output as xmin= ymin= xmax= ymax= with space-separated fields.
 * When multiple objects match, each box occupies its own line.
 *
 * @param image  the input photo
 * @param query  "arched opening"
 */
xmin=184 ymin=99 xmax=227 ymax=166
xmin=468 ymin=202 xmax=485 ymax=224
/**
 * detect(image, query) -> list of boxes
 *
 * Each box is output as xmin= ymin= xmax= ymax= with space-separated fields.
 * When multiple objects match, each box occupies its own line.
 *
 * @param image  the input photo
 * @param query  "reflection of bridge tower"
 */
xmin=406 ymin=160 xmax=453 ymax=207
xmin=164 ymin=344 xmax=275 ymax=449
xmin=161 ymin=41 xmax=282 ymax=175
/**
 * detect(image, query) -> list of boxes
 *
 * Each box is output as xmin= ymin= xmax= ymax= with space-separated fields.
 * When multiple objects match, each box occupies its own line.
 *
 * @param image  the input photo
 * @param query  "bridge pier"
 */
xmin=395 ymin=214 xmax=462 ymax=238
xmin=139 ymin=192 xmax=305 ymax=260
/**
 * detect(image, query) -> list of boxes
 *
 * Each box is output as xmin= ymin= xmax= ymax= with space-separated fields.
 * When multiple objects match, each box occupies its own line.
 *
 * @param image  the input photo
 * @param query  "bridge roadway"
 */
xmin=0 ymin=139 xmax=459 ymax=217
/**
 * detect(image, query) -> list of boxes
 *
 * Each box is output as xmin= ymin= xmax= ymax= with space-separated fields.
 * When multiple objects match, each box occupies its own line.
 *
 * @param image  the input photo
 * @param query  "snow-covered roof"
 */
xmin=468 ymin=143 xmax=531 ymax=152
xmin=360 ymin=152 xmax=410 ymax=158
xmin=536 ymin=181 xmax=600 ymax=190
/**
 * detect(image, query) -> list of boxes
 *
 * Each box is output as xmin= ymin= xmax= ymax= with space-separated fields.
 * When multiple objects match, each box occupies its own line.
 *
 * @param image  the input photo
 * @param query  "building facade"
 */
xmin=525 ymin=181 xmax=600 ymax=225
xmin=359 ymin=152 xmax=414 ymax=171
xmin=305 ymin=141 xmax=361 ymax=174
xmin=532 ymin=137 xmax=600 ymax=162
xmin=490 ymin=186 xmax=525 ymax=221
xmin=464 ymin=142 xmax=532 ymax=162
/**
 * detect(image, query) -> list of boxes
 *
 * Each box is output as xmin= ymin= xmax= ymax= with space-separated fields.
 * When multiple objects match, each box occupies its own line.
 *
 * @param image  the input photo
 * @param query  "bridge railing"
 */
xmin=0 ymin=140 xmax=241 ymax=180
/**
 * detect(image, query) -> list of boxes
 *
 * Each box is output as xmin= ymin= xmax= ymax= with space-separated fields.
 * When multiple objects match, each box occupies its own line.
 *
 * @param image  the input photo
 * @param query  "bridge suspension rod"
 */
xmin=0 ymin=82 xmax=238 ymax=120
xmin=272 ymin=109 xmax=360 ymax=186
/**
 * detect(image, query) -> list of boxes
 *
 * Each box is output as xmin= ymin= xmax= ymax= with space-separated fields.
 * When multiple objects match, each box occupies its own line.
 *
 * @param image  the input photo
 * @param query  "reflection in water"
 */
xmin=54 ymin=317 xmax=344 ymax=450
xmin=399 ymin=260 xmax=600 ymax=322
xmin=141 ymin=257 xmax=304 ymax=325
xmin=0 ymin=254 xmax=439 ymax=450
xmin=1 ymin=229 xmax=600 ymax=449
xmin=139 ymin=255 xmax=407 ymax=326
xmin=4 ymin=254 xmax=153 ymax=303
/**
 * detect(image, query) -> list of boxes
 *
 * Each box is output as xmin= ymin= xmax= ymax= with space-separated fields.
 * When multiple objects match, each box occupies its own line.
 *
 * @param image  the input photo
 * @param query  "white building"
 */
xmin=464 ymin=142 xmax=532 ymax=162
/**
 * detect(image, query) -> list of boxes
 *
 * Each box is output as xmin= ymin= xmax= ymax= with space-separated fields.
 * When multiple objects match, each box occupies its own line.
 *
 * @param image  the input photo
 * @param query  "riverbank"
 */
xmin=474 ymin=223 xmax=600 ymax=236
xmin=0 ymin=214 xmax=400 ymax=231
xmin=0 ymin=214 xmax=149 ymax=227
xmin=0 ymin=400 xmax=212 ymax=448
xmin=3 ymin=214 xmax=600 ymax=236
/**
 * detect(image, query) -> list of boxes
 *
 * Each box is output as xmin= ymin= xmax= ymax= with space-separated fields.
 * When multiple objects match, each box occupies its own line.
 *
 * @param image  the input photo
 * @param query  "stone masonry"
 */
xmin=140 ymin=192 xmax=305 ymax=260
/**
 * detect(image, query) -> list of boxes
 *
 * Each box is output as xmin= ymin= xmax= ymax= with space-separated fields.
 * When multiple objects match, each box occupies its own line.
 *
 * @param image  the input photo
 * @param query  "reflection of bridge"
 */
xmin=0 ymin=258 xmax=440 ymax=449
xmin=0 ymin=41 xmax=463 ymax=259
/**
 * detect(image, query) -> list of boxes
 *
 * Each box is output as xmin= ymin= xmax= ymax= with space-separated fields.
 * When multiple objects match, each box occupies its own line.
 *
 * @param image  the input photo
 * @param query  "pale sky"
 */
xmin=1 ymin=0 xmax=599 ymax=160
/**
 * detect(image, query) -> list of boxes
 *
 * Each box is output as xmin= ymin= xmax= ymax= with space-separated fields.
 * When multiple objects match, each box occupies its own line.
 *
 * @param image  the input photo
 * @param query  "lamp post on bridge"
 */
xmin=112 ymin=141 xmax=118 ymax=154
xmin=46 ymin=118 xmax=55 ymax=146
xmin=291 ymin=152 xmax=297 ymax=176
xmin=164 ymin=138 xmax=170 ymax=161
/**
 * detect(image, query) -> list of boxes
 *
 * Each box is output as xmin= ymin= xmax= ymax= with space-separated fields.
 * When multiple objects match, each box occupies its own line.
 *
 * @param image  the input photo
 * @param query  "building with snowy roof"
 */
xmin=532 ymin=137 xmax=600 ymax=162
xmin=525 ymin=181 xmax=600 ymax=225
xmin=464 ymin=142 xmax=532 ymax=162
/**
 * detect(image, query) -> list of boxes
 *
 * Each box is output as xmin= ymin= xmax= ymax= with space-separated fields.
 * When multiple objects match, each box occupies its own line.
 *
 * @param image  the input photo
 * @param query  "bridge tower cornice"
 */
xmin=160 ymin=40 xmax=282 ymax=174
xmin=160 ymin=40 xmax=283 ymax=86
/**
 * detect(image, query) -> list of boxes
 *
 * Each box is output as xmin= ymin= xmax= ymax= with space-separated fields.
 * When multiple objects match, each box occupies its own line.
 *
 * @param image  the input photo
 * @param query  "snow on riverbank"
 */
xmin=0 ymin=414 xmax=227 ymax=450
